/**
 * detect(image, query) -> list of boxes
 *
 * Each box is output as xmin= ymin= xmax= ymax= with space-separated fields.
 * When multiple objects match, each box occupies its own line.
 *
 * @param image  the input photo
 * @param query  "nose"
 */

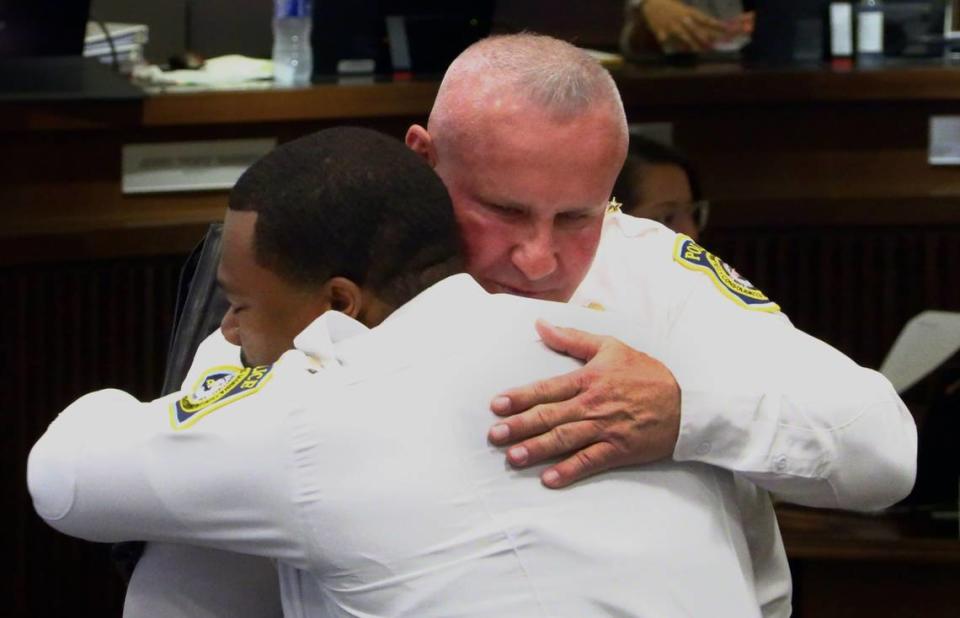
xmin=511 ymin=225 xmax=558 ymax=282
xmin=220 ymin=308 xmax=241 ymax=346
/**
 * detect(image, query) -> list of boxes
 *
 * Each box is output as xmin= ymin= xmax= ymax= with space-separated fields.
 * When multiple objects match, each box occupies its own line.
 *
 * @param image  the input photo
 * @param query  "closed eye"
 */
xmin=558 ymin=211 xmax=593 ymax=222
xmin=557 ymin=209 xmax=600 ymax=227
xmin=225 ymin=300 xmax=247 ymax=315
xmin=495 ymin=204 xmax=524 ymax=216
xmin=482 ymin=200 xmax=525 ymax=218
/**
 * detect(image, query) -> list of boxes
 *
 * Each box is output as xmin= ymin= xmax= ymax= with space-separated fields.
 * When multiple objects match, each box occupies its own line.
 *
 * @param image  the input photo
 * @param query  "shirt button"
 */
xmin=695 ymin=441 xmax=712 ymax=456
xmin=774 ymin=455 xmax=788 ymax=472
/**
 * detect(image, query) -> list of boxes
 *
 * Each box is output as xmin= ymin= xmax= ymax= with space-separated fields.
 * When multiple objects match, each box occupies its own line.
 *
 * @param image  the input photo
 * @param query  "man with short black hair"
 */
xmin=217 ymin=125 xmax=461 ymax=367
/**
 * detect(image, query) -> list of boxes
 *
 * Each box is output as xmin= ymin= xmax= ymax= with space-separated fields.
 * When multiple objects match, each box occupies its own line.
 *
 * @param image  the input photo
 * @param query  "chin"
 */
xmin=241 ymin=348 xmax=274 ymax=368
xmin=487 ymin=281 xmax=567 ymax=302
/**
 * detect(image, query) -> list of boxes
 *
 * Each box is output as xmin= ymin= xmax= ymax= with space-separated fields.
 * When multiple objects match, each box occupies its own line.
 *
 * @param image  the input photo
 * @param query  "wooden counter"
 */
xmin=7 ymin=63 xmax=960 ymax=261
xmin=778 ymin=505 xmax=960 ymax=617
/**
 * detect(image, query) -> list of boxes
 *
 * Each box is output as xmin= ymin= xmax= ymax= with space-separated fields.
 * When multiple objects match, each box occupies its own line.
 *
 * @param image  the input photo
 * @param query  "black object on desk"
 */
xmin=311 ymin=0 xmax=494 ymax=77
xmin=743 ymin=0 xmax=830 ymax=67
xmin=0 ymin=0 xmax=91 ymax=58
xmin=0 ymin=56 xmax=143 ymax=102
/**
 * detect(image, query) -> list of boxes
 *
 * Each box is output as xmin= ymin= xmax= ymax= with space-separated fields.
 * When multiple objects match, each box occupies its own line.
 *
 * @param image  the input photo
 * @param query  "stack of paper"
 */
xmin=84 ymin=22 xmax=149 ymax=74
xmin=134 ymin=56 xmax=274 ymax=89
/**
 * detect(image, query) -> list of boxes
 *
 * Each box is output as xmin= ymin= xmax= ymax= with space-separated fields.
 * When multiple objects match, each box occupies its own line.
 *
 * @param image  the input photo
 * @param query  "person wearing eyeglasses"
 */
xmin=613 ymin=134 xmax=708 ymax=241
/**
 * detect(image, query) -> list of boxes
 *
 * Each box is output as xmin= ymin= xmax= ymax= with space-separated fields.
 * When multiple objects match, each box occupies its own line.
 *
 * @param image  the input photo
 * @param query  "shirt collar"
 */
xmin=292 ymin=274 xmax=490 ymax=369
xmin=293 ymin=310 xmax=370 ymax=368
xmin=376 ymin=273 xmax=487 ymax=330
xmin=341 ymin=274 xmax=491 ymax=369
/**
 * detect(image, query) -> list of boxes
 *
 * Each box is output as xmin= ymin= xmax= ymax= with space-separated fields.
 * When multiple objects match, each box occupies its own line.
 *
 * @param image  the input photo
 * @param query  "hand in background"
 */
xmin=640 ymin=0 xmax=728 ymax=52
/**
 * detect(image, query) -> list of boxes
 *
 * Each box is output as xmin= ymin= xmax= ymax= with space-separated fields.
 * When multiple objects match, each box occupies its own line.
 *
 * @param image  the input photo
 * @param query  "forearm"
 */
xmin=676 ymin=374 xmax=916 ymax=510
xmin=669 ymin=301 xmax=917 ymax=510
xmin=28 ymin=388 xmax=307 ymax=561
xmin=28 ymin=389 xmax=173 ymax=542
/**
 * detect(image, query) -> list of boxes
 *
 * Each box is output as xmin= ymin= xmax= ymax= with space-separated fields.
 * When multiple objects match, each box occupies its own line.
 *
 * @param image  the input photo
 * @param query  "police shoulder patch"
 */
xmin=673 ymin=234 xmax=780 ymax=313
xmin=170 ymin=364 xmax=273 ymax=430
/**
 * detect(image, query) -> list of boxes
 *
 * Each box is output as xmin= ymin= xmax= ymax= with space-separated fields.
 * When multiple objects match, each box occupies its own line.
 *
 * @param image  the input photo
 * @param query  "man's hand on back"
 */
xmin=487 ymin=320 xmax=681 ymax=488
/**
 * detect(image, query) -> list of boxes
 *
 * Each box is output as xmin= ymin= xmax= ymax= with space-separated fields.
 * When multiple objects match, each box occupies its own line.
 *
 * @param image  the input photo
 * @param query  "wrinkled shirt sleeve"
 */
xmin=667 ymin=264 xmax=917 ymax=511
xmin=27 ymin=374 xmax=315 ymax=570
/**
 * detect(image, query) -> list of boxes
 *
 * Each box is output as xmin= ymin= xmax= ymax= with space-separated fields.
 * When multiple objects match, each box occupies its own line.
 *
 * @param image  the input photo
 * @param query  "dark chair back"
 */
xmin=161 ymin=224 xmax=230 ymax=395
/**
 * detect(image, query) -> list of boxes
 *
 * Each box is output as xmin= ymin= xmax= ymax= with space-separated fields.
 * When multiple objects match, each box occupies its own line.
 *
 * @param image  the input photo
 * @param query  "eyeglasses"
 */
xmin=641 ymin=199 xmax=710 ymax=232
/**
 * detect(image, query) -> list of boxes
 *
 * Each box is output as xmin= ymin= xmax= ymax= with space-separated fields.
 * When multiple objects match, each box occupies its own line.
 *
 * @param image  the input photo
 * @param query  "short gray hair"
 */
xmin=429 ymin=33 xmax=627 ymax=146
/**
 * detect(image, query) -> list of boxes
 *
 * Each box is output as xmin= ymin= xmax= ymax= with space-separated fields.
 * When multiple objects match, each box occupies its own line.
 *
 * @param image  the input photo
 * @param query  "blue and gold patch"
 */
xmin=673 ymin=235 xmax=780 ymax=313
xmin=170 ymin=364 xmax=273 ymax=430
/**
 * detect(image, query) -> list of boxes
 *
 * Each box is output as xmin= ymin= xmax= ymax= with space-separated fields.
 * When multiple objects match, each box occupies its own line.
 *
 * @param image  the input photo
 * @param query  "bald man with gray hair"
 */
xmin=427 ymin=33 xmax=628 ymax=158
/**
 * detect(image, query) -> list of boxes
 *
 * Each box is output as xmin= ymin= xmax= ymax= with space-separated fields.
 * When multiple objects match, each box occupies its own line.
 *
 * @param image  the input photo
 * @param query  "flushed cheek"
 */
xmin=559 ymin=227 xmax=602 ymax=278
xmin=456 ymin=215 xmax=512 ymax=274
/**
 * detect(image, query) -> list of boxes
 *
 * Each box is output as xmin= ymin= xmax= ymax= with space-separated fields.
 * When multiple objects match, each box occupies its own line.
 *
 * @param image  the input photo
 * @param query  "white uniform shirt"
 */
xmin=32 ymin=275 xmax=769 ymax=617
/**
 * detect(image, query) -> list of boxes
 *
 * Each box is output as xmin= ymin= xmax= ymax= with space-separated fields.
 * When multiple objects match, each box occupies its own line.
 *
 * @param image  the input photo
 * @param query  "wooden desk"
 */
xmin=779 ymin=506 xmax=960 ymax=617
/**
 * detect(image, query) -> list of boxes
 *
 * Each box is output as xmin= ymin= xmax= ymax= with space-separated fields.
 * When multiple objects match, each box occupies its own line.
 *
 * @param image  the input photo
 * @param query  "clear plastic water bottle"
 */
xmin=272 ymin=0 xmax=313 ymax=86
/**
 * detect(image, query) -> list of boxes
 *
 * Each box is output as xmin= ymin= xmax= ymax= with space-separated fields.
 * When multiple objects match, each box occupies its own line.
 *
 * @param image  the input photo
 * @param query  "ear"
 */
xmin=405 ymin=124 xmax=438 ymax=168
xmin=324 ymin=277 xmax=364 ymax=319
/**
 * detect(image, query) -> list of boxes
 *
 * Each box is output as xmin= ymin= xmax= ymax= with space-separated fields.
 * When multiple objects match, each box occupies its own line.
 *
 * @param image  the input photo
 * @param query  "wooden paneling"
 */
xmin=791 ymin=560 xmax=960 ymax=618
xmin=4 ymin=255 xmax=183 ymax=618
xmin=706 ymin=225 xmax=960 ymax=369
xmin=780 ymin=506 xmax=960 ymax=617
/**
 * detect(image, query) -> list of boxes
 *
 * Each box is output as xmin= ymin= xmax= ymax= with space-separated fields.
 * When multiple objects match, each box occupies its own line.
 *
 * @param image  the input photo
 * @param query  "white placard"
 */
xmin=928 ymin=116 xmax=960 ymax=165
xmin=122 ymin=138 xmax=277 ymax=194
